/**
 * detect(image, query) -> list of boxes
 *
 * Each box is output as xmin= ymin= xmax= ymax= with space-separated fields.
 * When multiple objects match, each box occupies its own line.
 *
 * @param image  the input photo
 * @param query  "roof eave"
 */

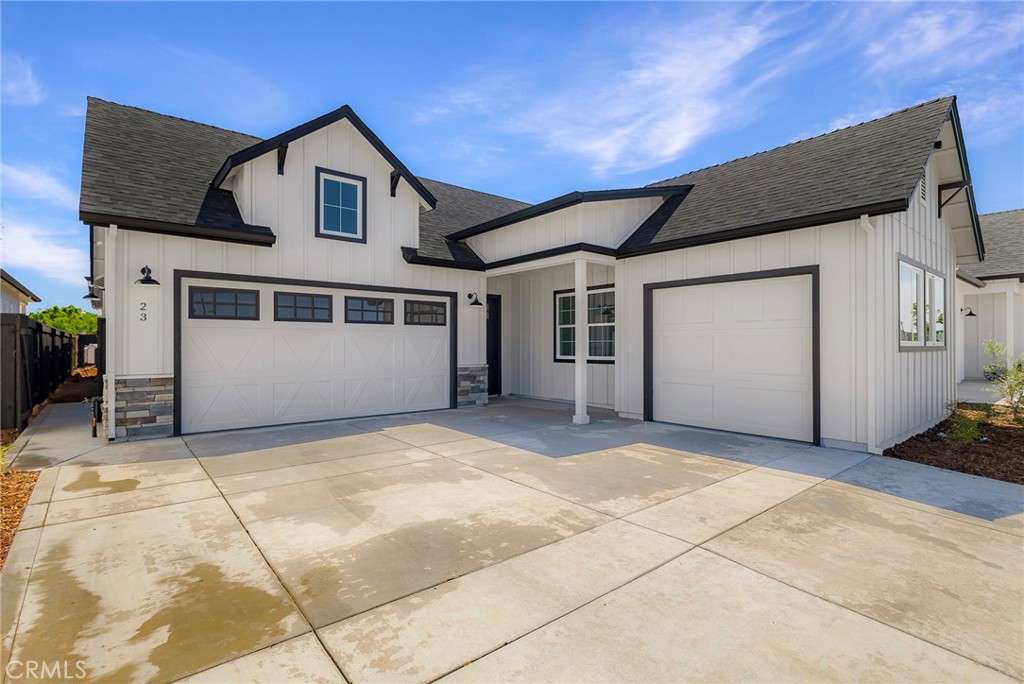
xmin=445 ymin=185 xmax=693 ymax=241
xmin=400 ymin=246 xmax=485 ymax=272
xmin=81 ymin=212 xmax=277 ymax=247
xmin=211 ymin=105 xmax=438 ymax=209
xmin=616 ymin=198 xmax=909 ymax=258
xmin=955 ymin=271 xmax=986 ymax=288
xmin=0 ymin=270 xmax=42 ymax=302
xmin=947 ymin=98 xmax=985 ymax=261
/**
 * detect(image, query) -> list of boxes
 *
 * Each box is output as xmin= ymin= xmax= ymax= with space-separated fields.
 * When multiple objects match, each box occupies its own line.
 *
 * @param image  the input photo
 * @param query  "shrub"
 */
xmin=983 ymin=339 xmax=1008 ymax=380
xmin=991 ymin=354 xmax=1024 ymax=420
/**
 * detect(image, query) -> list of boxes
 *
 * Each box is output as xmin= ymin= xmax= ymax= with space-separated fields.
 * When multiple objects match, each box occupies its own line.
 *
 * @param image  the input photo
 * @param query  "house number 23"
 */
xmin=139 ymin=302 xmax=148 ymax=321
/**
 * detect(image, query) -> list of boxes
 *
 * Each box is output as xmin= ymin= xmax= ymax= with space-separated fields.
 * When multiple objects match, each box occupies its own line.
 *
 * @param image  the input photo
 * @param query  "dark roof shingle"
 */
xmin=959 ymin=210 xmax=1024 ymax=279
xmin=621 ymin=96 xmax=956 ymax=251
xmin=81 ymin=98 xmax=272 ymax=240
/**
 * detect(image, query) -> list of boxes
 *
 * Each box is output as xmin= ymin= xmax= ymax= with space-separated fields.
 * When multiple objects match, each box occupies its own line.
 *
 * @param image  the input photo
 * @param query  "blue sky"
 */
xmin=2 ymin=2 xmax=1022 ymax=311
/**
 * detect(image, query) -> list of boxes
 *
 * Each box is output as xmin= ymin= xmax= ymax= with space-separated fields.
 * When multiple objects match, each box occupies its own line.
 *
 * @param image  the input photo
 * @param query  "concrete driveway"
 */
xmin=3 ymin=399 xmax=1022 ymax=683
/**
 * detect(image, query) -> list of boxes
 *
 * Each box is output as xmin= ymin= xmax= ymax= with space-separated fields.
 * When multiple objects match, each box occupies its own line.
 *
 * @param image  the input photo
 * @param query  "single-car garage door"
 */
xmin=650 ymin=272 xmax=816 ymax=442
xmin=180 ymin=278 xmax=451 ymax=434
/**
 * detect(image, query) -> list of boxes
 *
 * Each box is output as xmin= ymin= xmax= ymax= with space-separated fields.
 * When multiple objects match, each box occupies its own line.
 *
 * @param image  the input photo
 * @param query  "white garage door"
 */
xmin=180 ymin=279 xmax=450 ymax=434
xmin=652 ymin=274 xmax=814 ymax=442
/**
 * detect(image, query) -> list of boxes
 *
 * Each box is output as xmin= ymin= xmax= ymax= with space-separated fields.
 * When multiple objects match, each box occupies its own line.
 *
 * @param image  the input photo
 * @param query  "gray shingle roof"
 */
xmin=412 ymin=178 xmax=530 ymax=267
xmin=80 ymin=98 xmax=272 ymax=240
xmin=959 ymin=210 xmax=1024 ymax=279
xmin=620 ymin=96 xmax=957 ymax=252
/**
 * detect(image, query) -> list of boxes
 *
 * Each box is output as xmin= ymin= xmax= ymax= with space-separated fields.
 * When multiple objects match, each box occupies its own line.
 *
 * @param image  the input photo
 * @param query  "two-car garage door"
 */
xmin=180 ymin=279 xmax=451 ymax=434
xmin=650 ymin=273 xmax=816 ymax=443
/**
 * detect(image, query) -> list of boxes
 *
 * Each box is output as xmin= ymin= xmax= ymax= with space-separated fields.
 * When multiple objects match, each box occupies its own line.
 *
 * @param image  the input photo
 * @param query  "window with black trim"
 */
xmin=316 ymin=167 xmax=367 ymax=243
xmin=899 ymin=260 xmax=945 ymax=348
xmin=189 ymin=287 xmax=259 ymax=320
xmin=554 ymin=287 xmax=615 ymax=361
xmin=275 ymin=292 xmax=332 ymax=322
xmin=345 ymin=297 xmax=394 ymax=324
xmin=404 ymin=300 xmax=446 ymax=326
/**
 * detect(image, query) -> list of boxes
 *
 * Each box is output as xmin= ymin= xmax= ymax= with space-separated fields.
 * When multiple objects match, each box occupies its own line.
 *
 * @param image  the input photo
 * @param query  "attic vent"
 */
xmin=919 ymin=170 xmax=927 ymax=204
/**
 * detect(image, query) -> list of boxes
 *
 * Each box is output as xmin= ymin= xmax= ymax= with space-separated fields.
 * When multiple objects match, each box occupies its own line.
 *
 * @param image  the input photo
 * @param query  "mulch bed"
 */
xmin=1 ymin=469 xmax=40 ymax=571
xmin=884 ymin=404 xmax=1024 ymax=484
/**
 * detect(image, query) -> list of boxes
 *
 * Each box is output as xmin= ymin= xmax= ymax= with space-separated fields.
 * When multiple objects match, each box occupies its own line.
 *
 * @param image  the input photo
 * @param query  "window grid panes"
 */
xmin=345 ymin=297 xmax=394 ymax=324
xmin=275 ymin=292 xmax=332 ymax=322
xmin=189 ymin=287 xmax=259 ymax=320
xmin=322 ymin=178 xmax=359 ymax=235
xmin=556 ymin=288 xmax=615 ymax=360
xmin=405 ymin=300 xmax=447 ymax=326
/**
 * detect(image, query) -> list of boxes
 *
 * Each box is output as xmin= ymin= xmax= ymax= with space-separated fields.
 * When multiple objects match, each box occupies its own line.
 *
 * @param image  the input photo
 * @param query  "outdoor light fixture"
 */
xmin=467 ymin=292 xmax=484 ymax=307
xmin=960 ymin=307 xmax=977 ymax=317
xmin=83 ymin=293 xmax=101 ymax=303
xmin=135 ymin=265 xmax=160 ymax=285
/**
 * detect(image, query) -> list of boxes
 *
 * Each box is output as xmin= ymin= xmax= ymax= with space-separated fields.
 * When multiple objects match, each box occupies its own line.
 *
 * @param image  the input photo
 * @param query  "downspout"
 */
xmin=104 ymin=224 xmax=118 ymax=440
xmin=859 ymin=215 xmax=878 ymax=454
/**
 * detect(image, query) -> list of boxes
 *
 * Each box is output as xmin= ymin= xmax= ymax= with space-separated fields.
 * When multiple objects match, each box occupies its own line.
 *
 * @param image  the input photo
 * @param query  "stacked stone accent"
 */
xmin=457 ymin=365 xmax=488 ymax=407
xmin=113 ymin=376 xmax=174 ymax=440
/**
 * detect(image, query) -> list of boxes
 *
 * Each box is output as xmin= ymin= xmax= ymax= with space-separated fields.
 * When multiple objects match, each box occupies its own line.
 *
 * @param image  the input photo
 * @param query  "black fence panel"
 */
xmin=1 ymin=314 xmax=77 ymax=430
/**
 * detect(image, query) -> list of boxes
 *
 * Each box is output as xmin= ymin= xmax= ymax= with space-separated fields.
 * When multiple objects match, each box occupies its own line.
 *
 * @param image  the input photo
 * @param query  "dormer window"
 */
xmin=315 ymin=167 xmax=367 ymax=243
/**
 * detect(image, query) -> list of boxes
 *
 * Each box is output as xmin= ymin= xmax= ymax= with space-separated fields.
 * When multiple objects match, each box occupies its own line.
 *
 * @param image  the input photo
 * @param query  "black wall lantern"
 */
xmin=135 ymin=265 xmax=160 ymax=286
xmin=467 ymin=292 xmax=484 ymax=307
xmin=960 ymin=307 xmax=977 ymax=317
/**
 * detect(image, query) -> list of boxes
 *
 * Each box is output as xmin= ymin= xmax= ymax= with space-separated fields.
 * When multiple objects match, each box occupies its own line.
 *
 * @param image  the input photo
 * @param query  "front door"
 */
xmin=487 ymin=294 xmax=502 ymax=395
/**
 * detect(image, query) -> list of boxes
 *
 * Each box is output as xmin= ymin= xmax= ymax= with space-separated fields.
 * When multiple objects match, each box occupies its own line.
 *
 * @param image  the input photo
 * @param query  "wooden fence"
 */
xmin=1 ymin=314 xmax=77 ymax=430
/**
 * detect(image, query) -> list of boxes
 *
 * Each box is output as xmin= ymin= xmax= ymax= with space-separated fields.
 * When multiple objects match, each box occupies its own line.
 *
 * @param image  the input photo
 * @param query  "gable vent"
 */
xmin=919 ymin=177 xmax=927 ymax=203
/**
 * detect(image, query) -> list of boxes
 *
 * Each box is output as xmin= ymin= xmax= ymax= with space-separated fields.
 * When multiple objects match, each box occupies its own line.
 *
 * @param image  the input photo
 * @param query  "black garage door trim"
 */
xmin=173 ymin=270 xmax=458 ymax=437
xmin=642 ymin=265 xmax=821 ymax=445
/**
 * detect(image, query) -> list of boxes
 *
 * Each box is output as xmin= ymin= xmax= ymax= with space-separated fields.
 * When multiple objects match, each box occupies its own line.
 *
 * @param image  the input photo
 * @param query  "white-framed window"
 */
xmin=554 ymin=287 xmax=615 ymax=362
xmin=315 ymin=167 xmax=366 ymax=243
xmin=899 ymin=259 xmax=945 ymax=349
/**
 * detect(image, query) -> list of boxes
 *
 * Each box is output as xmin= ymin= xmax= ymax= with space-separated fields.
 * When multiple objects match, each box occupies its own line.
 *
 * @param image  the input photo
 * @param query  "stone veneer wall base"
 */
xmin=457 ymin=365 xmax=488 ymax=407
xmin=112 ymin=376 xmax=175 ymax=440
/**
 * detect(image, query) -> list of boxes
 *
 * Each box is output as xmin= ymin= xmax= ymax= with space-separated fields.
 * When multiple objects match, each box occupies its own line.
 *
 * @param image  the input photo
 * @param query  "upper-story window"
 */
xmin=315 ymin=167 xmax=367 ymax=243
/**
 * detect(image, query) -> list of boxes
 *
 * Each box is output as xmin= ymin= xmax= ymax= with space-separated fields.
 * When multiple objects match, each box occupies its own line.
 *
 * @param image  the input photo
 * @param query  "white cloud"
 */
xmin=418 ymin=9 xmax=795 ymax=176
xmin=1 ymin=163 xmax=78 ymax=210
xmin=865 ymin=5 xmax=1024 ymax=74
xmin=2 ymin=53 xmax=44 ymax=106
xmin=0 ymin=219 xmax=88 ymax=286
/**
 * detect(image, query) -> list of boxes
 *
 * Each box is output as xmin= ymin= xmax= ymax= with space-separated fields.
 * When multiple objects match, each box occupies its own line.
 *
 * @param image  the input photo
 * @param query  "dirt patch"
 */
xmin=1 ymin=469 xmax=40 ymax=570
xmin=884 ymin=404 xmax=1024 ymax=485
xmin=48 ymin=374 xmax=102 ymax=404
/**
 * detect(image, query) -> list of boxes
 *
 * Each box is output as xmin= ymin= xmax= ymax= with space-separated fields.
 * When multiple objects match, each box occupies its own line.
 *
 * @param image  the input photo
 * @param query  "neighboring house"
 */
xmin=955 ymin=209 xmax=1024 ymax=379
xmin=1 ymin=269 xmax=41 ymax=314
xmin=80 ymin=95 xmax=982 ymax=453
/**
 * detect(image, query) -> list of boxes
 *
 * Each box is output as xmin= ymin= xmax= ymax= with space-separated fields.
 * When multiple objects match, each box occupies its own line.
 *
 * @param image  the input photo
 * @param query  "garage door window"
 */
xmin=899 ymin=260 xmax=945 ymax=349
xmin=189 ymin=287 xmax=259 ymax=320
xmin=345 ymin=297 xmax=394 ymax=324
xmin=554 ymin=287 xmax=615 ymax=361
xmin=405 ymin=300 xmax=446 ymax=326
xmin=275 ymin=292 xmax=332 ymax=322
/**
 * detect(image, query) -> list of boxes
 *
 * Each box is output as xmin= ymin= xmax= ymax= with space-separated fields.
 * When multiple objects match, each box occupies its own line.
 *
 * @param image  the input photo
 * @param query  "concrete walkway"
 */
xmin=958 ymin=379 xmax=1007 ymax=405
xmin=3 ymin=400 xmax=1022 ymax=683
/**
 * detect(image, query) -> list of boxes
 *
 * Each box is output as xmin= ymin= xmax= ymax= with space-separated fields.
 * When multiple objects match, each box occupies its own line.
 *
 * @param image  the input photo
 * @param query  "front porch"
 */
xmin=485 ymin=251 xmax=618 ymax=425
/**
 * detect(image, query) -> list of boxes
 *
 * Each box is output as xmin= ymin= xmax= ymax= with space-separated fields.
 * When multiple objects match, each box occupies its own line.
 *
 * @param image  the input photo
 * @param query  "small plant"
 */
xmin=983 ymin=339 xmax=1008 ymax=381
xmin=990 ymin=353 xmax=1024 ymax=420
xmin=0 ymin=443 xmax=9 ymax=476
xmin=945 ymin=409 xmax=982 ymax=444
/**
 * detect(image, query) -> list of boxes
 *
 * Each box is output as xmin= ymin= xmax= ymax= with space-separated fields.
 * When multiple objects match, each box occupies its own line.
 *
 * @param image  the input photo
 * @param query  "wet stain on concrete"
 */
xmin=9 ymin=542 xmax=124 ymax=681
xmin=62 ymin=470 xmax=140 ymax=495
xmin=293 ymin=513 xmax=595 ymax=627
xmin=128 ymin=563 xmax=294 ymax=682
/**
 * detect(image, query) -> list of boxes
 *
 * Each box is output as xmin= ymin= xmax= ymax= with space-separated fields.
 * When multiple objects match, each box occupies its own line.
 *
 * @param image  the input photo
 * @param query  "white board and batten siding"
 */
xmin=488 ymin=263 xmax=616 ymax=408
xmin=111 ymin=116 xmax=487 ymax=380
xmin=467 ymin=198 xmax=662 ymax=263
xmin=619 ymin=153 xmax=958 ymax=453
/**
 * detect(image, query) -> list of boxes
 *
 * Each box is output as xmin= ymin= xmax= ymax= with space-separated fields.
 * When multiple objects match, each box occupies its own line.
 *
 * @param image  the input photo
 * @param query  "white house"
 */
xmin=955 ymin=209 xmax=1023 ymax=380
xmin=80 ymin=96 xmax=983 ymax=452
xmin=1 ymin=269 xmax=41 ymax=314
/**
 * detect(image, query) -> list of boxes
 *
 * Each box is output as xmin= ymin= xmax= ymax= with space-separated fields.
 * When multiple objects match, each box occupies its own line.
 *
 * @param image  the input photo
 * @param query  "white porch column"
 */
xmin=573 ymin=256 xmax=589 ymax=424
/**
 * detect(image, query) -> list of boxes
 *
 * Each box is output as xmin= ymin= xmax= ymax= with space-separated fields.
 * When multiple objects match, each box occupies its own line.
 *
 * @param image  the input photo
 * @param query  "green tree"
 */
xmin=29 ymin=305 xmax=99 ymax=334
